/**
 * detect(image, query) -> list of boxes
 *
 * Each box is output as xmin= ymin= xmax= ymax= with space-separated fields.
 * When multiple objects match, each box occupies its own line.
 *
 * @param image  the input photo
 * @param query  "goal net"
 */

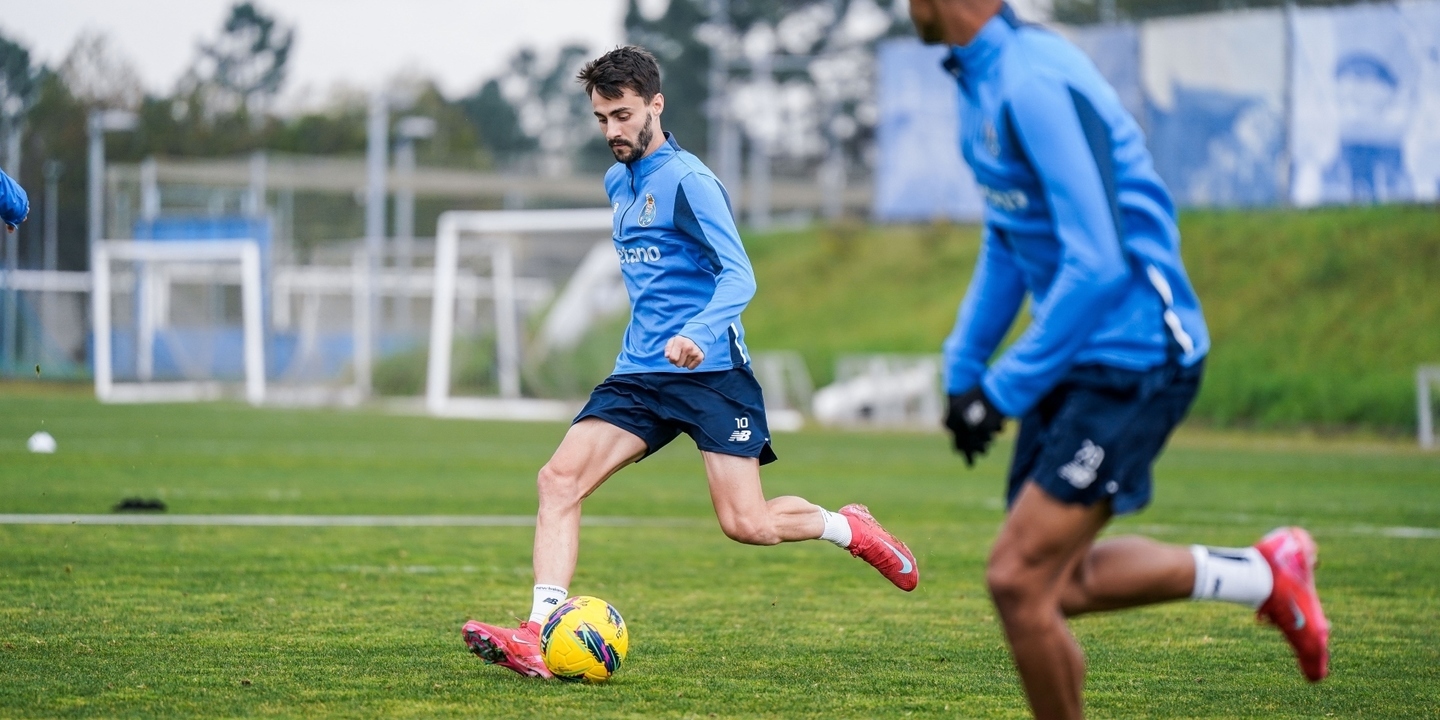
xmin=92 ymin=240 xmax=265 ymax=404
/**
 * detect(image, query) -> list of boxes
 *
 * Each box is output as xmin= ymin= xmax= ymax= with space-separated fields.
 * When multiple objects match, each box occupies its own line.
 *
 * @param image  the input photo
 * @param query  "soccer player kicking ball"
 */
xmin=908 ymin=2 xmax=1329 ymax=717
xmin=461 ymin=46 xmax=918 ymax=679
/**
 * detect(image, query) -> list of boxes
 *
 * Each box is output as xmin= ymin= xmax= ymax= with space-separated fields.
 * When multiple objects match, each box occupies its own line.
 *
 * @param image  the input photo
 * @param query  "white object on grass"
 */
xmin=27 ymin=431 xmax=56 ymax=453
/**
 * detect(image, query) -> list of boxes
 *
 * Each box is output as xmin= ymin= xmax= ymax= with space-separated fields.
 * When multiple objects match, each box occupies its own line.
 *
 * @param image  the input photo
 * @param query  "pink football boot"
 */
xmin=840 ymin=503 xmax=919 ymax=592
xmin=461 ymin=619 xmax=554 ymax=679
xmin=1254 ymin=527 xmax=1330 ymax=682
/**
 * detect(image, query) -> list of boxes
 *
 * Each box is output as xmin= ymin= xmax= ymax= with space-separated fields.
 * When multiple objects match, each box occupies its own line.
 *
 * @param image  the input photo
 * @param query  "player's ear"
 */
xmin=651 ymin=92 xmax=665 ymax=117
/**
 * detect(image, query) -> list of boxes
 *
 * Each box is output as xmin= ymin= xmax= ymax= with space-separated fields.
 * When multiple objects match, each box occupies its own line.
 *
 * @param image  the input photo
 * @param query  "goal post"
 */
xmin=425 ymin=208 xmax=615 ymax=420
xmin=1419 ymin=365 xmax=1440 ymax=449
xmin=92 ymin=239 xmax=265 ymax=405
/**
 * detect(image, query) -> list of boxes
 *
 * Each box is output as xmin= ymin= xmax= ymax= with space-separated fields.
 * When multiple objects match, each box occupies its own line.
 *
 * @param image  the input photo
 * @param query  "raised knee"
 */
xmin=986 ymin=550 xmax=1049 ymax=614
xmin=536 ymin=463 xmax=581 ymax=505
xmin=986 ymin=561 xmax=1027 ymax=609
xmin=721 ymin=516 xmax=779 ymax=546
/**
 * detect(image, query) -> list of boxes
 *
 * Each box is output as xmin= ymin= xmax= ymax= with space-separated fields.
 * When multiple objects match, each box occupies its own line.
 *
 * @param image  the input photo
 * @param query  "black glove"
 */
xmin=944 ymin=386 xmax=1005 ymax=467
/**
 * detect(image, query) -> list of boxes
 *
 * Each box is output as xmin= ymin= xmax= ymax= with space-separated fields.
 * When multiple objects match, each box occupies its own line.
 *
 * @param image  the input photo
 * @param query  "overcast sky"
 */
xmin=1 ymin=0 xmax=632 ymax=102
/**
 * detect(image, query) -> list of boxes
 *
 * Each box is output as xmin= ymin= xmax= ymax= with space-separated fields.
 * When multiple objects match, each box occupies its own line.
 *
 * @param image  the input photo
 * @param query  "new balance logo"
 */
xmin=729 ymin=430 xmax=752 ymax=442
xmin=1059 ymin=440 xmax=1105 ymax=489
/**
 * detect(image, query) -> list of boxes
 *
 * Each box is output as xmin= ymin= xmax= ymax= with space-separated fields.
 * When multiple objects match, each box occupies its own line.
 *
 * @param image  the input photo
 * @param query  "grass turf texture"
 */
xmin=2 ymin=392 xmax=1439 ymax=718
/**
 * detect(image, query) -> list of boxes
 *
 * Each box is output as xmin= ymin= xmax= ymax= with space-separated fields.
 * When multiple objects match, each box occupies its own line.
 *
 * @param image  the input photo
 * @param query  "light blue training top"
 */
xmin=0 ymin=168 xmax=27 ymax=228
xmin=941 ymin=4 xmax=1210 ymax=417
xmin=604 ymin=132 xmax=754 ymax=375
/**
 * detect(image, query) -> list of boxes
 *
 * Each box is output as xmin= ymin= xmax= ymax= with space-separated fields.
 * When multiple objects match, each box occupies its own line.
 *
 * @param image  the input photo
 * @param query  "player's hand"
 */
xmin=5 ymin=213 xmax=26 ymax=233
xmin=665 ymin=335 xmax=705 ymax=370
xmin=944 ymin=386 xmax=1005 ymax=467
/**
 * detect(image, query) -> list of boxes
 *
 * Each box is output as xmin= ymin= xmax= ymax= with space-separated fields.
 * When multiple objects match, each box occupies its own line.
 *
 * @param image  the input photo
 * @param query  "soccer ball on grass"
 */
xmin=540 ymin=596 xmax=628 ymax=682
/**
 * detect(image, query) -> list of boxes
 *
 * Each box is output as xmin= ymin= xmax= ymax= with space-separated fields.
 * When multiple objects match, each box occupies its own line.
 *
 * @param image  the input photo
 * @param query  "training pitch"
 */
xmin=1 ymin=389 xmax=1437 ymax=718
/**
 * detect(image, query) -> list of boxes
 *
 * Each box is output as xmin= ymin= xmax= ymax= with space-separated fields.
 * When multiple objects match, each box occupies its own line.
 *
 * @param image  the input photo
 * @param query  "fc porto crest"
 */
xmin=982 ymin=121 xmax=1001 ymax=157
xmin=638 ymin=193 xmax=657 ymax=227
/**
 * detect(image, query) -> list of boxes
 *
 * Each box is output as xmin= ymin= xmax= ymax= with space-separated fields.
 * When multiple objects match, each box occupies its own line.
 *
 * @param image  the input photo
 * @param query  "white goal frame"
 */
xmin=92 ymin=239 xmax=265 ymax=405
xmin=426 ymin=209 xmax=614 ymax=421
xmin=1419 ymin=365 xmax=1440 ymax=449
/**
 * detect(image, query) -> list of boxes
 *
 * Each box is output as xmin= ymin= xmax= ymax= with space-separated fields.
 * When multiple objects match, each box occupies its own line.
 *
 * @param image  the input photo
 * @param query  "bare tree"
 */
xmin=195 ymin=2 xmax=295 ymax=117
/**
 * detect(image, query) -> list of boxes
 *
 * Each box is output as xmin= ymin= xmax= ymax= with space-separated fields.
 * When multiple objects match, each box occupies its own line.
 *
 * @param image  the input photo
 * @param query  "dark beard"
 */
xmin=611 ymin=113 xmax=655 ymax=164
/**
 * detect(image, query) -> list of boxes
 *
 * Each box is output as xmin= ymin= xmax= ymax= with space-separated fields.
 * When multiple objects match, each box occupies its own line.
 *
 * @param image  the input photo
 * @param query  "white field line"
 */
xmin=0 ymin=515 xmax=1435 ymax=538
xmin=0 ymin=514 xmax=704 ymax=528
xmin=1125 ymin=523 xmax=1440 ymax=540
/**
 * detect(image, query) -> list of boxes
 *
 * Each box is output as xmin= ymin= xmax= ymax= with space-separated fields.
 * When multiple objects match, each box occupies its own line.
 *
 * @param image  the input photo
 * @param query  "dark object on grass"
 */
xmin=113 ymin=498 xmax=167 ymax=513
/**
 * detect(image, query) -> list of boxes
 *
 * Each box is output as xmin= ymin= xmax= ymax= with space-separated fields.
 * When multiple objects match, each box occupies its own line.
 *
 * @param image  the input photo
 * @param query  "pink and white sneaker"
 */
xmin=461 ymin=619 xmax=553 ymax=679
xmin=840 ymin=503 xmax=919 ymax=592
xmin=1254 ymin=527 xmax=1330 ymax=682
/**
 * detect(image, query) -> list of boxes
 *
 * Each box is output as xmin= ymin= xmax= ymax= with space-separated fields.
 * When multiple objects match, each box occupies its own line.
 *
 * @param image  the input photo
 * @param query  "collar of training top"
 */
xmin=628 ymin=131 xmax=682 ymax=177
xmin=941 ymin=2 xmax=1021 ymax=89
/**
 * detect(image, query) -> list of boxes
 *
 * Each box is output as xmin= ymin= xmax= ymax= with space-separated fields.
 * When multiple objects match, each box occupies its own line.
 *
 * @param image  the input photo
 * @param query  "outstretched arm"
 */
xmin=943 ymin=227 xmax=1026 ymax=395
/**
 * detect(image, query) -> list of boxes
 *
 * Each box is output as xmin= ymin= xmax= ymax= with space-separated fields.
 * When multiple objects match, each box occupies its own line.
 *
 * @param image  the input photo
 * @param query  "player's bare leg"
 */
xmin=1059 ymin=536 xmax=1195 ymax=616
xmin=534 ymin=419 xmax=648 ymax=588
xmin=986 ymin=483 xmax=1111 ymax=720
xmin=702 ymin=451 xmax=919 ymax=590
xmin=463 ymin=419 xmax=645 ymax=678
xmin=702 ymin=452 xmax=824 ymax=545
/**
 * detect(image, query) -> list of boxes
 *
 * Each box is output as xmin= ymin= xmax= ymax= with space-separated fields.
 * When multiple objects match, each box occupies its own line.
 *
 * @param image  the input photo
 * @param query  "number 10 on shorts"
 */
xmin=729 ymin=417 xmax=751 ymax=442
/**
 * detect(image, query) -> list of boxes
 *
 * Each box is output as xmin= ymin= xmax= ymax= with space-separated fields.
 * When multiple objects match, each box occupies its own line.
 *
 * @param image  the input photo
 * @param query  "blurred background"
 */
xmin=0 ymin=0 xmax=1436 ymax=438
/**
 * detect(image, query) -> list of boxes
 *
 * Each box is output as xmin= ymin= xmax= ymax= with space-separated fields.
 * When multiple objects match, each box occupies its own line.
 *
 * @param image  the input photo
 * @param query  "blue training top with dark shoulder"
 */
xmin=941 ymin=3 xmax=1209 ymax=417
xmin=604 ymin=132 xmax=754 ymax=375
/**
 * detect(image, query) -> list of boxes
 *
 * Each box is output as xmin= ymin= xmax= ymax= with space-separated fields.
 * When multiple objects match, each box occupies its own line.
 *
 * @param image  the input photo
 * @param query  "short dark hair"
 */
xmin=577 ymin=46 xmax=662 ymax=102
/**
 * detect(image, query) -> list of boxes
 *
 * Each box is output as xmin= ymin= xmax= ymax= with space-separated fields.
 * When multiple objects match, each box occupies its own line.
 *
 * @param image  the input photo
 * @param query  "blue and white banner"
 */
xmin=872 ymin=39 xmax=984 ymax=223
xmin=1140 ymin=9 xmax=1288 ymax=208
xmin=1290 ymin=0 xmax=1440 ymax=206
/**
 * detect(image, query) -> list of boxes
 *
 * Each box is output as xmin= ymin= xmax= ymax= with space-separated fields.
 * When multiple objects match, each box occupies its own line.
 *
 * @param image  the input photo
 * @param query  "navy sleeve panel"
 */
xmin=673 ymin=180 xmax=722 ymax=274
xmin=980 ymin=75 xmax=1131 ymax=416
xmin=943 ymin=229 xmax=1026 ymax=394
xmin=673 ymin=172 xmax=756 ymax=348
xmin=0 ymin=169 xmax=28 ymax=227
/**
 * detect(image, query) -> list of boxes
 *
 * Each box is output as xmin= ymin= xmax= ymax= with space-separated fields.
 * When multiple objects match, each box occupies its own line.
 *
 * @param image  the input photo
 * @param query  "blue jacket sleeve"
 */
xmin=0 ymin=169 xmax=28 ymax=228
xmin=981 ymin=75 xmax=1131 ymax=416
xmin=673 ymin=172 xmax=756 ymax=347
xmin=943 ymin=228 xmax=1026 ymax=394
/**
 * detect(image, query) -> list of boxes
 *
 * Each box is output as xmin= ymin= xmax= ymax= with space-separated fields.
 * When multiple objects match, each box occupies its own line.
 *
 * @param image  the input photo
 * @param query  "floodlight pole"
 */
xmin=708 ymin=0 xmax=742 ymax=195
xmin=747 ymin=44 xmax=774 ymax=231
xmin=43 ymin=161 xmax=61 ymax=272
xmin=392 ymin=115 xmax=435 ymax=333
xmin=361 ymin=91 xmax=389 ymax=396
xmin=1099 ymin=0 xmax=1118 ymax=24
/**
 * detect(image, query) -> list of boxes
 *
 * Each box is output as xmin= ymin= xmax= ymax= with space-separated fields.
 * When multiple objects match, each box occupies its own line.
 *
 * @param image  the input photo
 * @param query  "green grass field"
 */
xmin=2 ymin=389 xmax=1439 ymax=718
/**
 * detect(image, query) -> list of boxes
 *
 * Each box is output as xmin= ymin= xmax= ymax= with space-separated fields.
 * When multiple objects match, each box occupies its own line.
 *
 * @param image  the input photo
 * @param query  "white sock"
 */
xmin=1190 ymin=545 xmax=1273 ymax=608
xmin=818 ymin=508 xmax=853 ymax=548
xmin=529 ymin=584 xmax=568 ymax=624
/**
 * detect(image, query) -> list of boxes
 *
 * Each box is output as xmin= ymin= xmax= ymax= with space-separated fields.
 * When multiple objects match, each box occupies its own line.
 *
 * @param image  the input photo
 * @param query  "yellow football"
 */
xmin=539 ymin=596 xmax=629 ymax=682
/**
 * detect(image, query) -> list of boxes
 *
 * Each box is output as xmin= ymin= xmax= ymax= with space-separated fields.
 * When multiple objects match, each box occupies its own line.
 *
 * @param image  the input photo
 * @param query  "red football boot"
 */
xmin=462 ymin=619 xmax=554 ymax=679
xmin=839 ymin=503 xmax=919 ymax=592
xmin=1254 ymin=527 xmax=1330 ymax=682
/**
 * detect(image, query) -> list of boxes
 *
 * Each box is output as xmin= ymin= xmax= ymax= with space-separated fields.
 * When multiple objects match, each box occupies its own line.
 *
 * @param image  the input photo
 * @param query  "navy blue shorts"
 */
xmin=575 ymin=368 xmax=777 ymax=465
xmin=1006 ymin=360 xmax=1203 ymax=515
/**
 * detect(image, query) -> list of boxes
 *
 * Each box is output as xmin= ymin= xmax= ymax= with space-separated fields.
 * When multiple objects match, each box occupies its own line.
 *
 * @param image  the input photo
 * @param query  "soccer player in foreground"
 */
xmin=909 ymin=1 xmax=1329 ymax=717
xmin=461 ymin=46 xmax=919 ymax=679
